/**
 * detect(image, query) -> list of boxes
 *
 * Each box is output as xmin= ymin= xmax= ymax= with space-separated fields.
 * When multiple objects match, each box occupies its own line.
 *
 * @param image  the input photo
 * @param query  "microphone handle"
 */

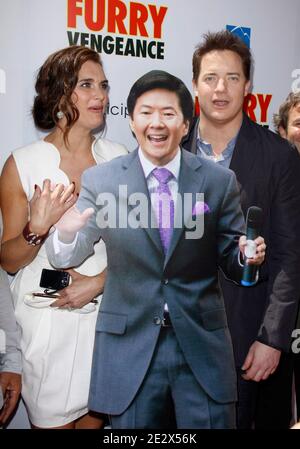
xmin=241 ymin=227 xmax=258 ymax=287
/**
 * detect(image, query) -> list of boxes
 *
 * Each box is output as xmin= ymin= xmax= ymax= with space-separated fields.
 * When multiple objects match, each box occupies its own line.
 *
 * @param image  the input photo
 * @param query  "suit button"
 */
xmin=163 ymin=278 xmax=169 ymax=285
xmin=153 ymin=316 xmax=161 ymax=325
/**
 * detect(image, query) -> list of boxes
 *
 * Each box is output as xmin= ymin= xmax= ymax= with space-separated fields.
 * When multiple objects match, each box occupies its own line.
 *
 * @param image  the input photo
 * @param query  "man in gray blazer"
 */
xmin=46 ymin=70 xmax=265 ymax=429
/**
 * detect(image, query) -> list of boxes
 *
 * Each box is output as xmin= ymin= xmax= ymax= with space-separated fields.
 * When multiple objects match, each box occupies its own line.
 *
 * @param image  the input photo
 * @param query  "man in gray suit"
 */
xmin=46 ymin=70 xmax=265 ymax=429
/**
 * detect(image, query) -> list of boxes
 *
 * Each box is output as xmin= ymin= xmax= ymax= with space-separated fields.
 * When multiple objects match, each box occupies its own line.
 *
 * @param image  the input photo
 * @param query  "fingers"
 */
xmin=247 ymin=244 xmax=266 ymax=265
xmin=50 ymin=283 xmax=74 ymax=309
xmin=254 ymin=236 xmax=264 ymax=246
xmin=36 ymin=180 xmax=75 ymax=203
xmin=60 ymin=182 xmax=76 ymax=203
xmin=241 ymin=350 xmax=253 ymax=372
xmin=30 ymin=184 xmax=42 ymax=203
xmin=242 ymin=369 xmax=263 ymax=382
xmin=50 ymin=294 xmax=68 ymax=308
xmin=238 ymin=235 xmax=247 ymax=255
xmin=81 ymin=208 xmax=95 ymax=222
xmin=241 ymin=360 xmax=278 ymax=381
xmin=64 ymin=268 xmax=77 ymax=278
xmin=0 ymin=390 xmax=19 ymax=424
xmin=50 ymin=290 xmax=77 ymax=310
xmin=243 ymin=236 xmax=266 ymax=266
xmin=254 ymin=237 xmax=266 ymax=258
xmin=50 ymin=183 xmax=65 ymax=200
xmin=61 ymin=194 xmax=78 ymax=215
xmin=242 ymin=367 xmax=272 ymax=382
xmin=239 ymin=235 xmax=247 ymax=246
xmin=261 ymin=369 xmax=273 ymax=381
xmin=42 ymin=178 xmax=52 ymax=194
xmin=52 ymin=183 xmax=78 ymax=214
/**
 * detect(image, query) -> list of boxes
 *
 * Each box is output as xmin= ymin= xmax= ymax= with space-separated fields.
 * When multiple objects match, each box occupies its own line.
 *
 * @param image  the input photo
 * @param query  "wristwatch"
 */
xmin=22 ymin=222 xmax=49 ymax=246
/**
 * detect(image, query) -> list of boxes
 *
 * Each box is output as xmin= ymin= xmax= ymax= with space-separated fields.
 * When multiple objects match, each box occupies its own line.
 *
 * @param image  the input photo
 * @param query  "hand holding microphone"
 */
xmin=238 ymin=206 xmax=266 ymax=286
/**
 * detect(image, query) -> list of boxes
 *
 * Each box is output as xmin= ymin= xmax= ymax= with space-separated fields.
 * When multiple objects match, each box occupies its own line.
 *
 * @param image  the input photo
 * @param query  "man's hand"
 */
xmin=55 ymin=205 xmax=94 ymax=243
xmin=239 ymin=235 xmax=266 ymax=265
xmin=0 ymin=372 xmax=21 ymax=425
xmin=241 ymin=341 xmax=281 ymax=382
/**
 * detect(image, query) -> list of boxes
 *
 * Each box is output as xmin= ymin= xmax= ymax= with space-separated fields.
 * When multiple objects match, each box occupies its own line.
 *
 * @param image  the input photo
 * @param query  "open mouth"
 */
xmin=89 ymin=106 xmax=103 ymax=112
xmin=147 ymin=135 xmax=168 ymax=143
xmin=213 ymin=100 xmax=229 ymax=107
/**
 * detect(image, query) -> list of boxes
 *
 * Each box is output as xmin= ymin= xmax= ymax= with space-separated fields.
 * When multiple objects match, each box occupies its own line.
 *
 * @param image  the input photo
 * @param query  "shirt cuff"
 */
xmin=53 ymin=229 xmax=78 ymax=255
xmin=0 ymin=351 xmax=22 ymax=374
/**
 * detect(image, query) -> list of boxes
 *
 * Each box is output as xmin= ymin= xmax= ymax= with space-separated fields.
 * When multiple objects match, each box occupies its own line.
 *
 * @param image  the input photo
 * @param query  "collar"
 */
xmin=138 ymin=147 xmax=181 ymax=180
xmin=196 ymin=127 xmax=240 ymax=162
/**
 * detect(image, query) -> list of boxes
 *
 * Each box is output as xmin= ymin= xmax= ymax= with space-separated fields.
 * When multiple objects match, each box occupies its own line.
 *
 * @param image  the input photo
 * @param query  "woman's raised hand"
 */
xmin=29 ymin=179 xmax=77 ymax=235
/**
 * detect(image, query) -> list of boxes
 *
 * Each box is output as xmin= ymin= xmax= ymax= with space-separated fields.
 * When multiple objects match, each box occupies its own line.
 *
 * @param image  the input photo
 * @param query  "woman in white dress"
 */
xmin=0 ymin=46 xmax=127 ymax=428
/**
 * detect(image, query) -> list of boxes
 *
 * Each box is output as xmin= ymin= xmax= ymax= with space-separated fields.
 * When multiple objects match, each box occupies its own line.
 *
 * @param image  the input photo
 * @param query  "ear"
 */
xmin=182 ymin=120 xmax=190 ymax=136
xmin=244 ymin=80 xmax=251 ymax=97
xmin=278 ymin=125 xmax=287 ymax=139
xmin=129 ymin=118 xmax=135 ymax=133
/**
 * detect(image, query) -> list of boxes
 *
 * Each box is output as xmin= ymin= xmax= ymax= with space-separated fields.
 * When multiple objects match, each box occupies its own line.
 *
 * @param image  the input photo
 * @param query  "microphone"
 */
xmin=241 ymin=206 xmax=263 ymax=287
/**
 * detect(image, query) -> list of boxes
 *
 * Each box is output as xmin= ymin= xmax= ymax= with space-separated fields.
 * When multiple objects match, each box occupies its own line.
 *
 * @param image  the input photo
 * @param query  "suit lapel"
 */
xmin=121 ymin=149 xmax=163 ymax=254
xmin=230 ymin=114 xmax=258 ymax=189
xmin=121 ymin=149 xmax=205 ymax=263
xmin=164 ymin=150 xmax=204 ymax=269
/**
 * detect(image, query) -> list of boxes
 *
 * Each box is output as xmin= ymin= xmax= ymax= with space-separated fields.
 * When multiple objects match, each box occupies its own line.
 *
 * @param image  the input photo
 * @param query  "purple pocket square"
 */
xmin=192 ymin=201 xmax=210 ymax=216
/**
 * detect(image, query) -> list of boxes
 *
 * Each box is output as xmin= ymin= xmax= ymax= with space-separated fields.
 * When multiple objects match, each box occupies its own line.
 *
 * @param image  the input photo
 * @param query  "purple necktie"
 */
xmin=152 ymin=168 xmax=174 ymax=254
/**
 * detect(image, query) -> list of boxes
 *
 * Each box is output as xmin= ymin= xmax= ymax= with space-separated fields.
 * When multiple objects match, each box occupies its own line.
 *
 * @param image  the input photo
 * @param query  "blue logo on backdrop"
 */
xmin=226 ymin=25 xmax=251 ymax=48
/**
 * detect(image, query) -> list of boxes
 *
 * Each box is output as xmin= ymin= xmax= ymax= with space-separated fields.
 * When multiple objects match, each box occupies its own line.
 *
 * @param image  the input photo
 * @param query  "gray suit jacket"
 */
xmin=47 ymin=149 xmax=245 ymax=415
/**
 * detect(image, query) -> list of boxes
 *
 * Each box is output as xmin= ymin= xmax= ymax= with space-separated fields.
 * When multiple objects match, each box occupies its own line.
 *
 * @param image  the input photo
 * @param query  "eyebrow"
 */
xmin=140 ymin=105 xmax=176 ymax=111
xmin=78 ymin=78 xmax=108 ymax=84
xmin=203 ymin=72 xmax=240 ymax=76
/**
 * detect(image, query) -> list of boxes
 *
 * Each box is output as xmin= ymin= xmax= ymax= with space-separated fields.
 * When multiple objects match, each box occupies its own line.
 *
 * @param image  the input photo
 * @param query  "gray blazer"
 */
xmin=47 ymin=149 xmax=245 ymax=415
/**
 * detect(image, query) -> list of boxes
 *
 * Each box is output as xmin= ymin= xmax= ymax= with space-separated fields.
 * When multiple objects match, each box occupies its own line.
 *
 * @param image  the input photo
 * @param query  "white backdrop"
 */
xmin=1 ymin=0 xmax=300 ymax=428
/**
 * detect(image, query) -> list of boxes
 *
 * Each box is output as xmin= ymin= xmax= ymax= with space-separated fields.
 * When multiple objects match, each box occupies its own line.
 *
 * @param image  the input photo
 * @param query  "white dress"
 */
xmin=10 ymin=138 xmax=127 ymax=427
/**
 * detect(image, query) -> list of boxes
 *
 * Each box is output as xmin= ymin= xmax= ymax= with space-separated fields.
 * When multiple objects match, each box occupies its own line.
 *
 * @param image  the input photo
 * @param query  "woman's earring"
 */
xmin=56 ymin=111 xmax=64 ymax=120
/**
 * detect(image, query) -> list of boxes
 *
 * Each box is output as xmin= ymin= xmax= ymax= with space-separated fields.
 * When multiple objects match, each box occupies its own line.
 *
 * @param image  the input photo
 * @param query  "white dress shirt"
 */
xmin=138 ymin=147 xmax=180 ymax=209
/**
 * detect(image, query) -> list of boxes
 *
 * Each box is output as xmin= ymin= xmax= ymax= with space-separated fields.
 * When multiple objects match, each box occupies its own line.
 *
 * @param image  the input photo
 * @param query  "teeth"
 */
xmin=214 ymin=101 xmax=228 ymax=105
xmin=148 ymin=135 xmax=167 ymax=141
